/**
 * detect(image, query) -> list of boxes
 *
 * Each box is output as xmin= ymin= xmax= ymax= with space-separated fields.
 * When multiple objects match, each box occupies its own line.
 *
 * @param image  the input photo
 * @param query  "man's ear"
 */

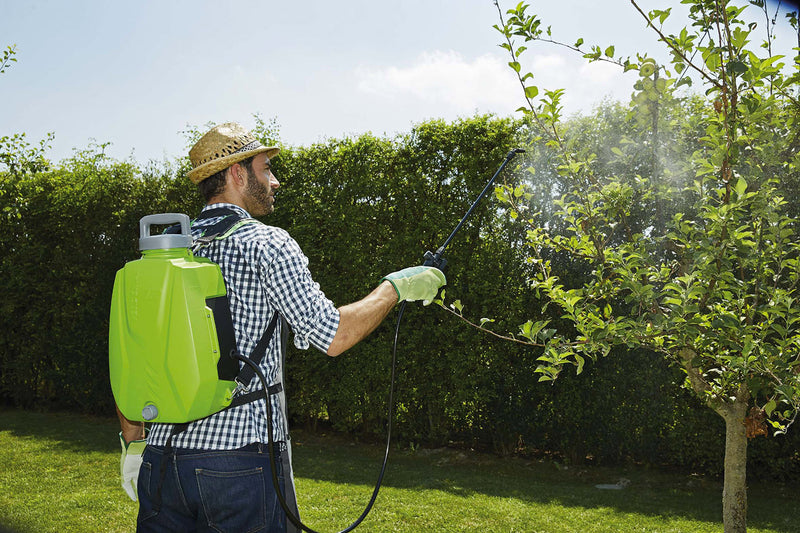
xmin=227 ymin=163 xmax=247 ymax=190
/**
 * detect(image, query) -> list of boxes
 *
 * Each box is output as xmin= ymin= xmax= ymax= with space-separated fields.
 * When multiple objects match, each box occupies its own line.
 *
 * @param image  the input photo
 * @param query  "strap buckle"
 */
xmin=232 ymin=379 xmax=250 ymax=398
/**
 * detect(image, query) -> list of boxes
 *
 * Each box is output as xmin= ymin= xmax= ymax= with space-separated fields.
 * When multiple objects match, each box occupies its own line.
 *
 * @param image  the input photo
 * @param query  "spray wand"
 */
xmin=241 ymin=147 xmax=525 ymax=533
xmin=422 ymin=148 xmax=526 ymax=270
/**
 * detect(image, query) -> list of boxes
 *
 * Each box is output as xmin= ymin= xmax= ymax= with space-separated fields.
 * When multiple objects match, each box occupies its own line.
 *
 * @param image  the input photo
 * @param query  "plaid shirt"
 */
xmin=148 ymin=203 xmax=340 ymax=449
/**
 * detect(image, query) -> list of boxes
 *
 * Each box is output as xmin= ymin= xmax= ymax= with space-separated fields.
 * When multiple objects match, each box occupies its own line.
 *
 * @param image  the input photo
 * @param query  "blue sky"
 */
xmin=1 ymin=0 xmax=797 ymax=164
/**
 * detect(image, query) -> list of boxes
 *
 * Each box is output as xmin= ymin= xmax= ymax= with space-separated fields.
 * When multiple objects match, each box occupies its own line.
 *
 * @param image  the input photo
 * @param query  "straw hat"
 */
xmin=187 ymin=122 xmax=280 ymax=184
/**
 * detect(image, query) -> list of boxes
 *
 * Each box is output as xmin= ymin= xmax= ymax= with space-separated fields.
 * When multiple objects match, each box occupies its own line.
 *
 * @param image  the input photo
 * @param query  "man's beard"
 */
xmin=246 ymin=171 xmax=273 ymax=215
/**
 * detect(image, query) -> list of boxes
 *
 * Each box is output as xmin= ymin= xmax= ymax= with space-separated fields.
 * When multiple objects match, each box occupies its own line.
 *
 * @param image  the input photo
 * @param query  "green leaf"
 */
xmin=524 ymin=85 xmax=539 ymax=99
xmin=657 ymin=8 xmax=671 ymax=24
xmin=575 ymin=354 xmax=585 ymax=375
xmin=727 ymin=60 xmax=748 ymax=75
xmin=605 ymin=45 xmax=615 ymax=58
xmin=734 ymin=177 xmax=747 ymax=197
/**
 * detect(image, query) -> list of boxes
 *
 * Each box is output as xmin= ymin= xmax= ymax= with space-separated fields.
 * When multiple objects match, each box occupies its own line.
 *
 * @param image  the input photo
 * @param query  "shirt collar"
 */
xmin=202 ymin=202 xmax=252 ymax=219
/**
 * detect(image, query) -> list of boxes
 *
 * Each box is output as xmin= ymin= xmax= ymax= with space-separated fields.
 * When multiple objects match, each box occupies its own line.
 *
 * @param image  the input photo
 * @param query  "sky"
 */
xmin=1 ymin=0 xmax=798 ymax=165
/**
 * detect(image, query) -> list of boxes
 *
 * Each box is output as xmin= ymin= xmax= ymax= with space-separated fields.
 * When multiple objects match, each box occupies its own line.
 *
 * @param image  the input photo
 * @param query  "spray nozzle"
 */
xmin=422 ymin=247 xmax=448 ymax=270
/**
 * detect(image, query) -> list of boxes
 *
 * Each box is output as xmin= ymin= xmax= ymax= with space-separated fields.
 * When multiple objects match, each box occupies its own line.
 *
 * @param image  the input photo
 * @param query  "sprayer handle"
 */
xmin=138 ymin=213 xmax=193 ymax=251
xmin=139 ymin=213 xmax=191 ymax=238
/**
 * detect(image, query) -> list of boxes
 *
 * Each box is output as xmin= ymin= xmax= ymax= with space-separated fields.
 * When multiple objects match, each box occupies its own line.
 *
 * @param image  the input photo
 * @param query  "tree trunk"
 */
xmin=717 ymin=386 xmax=749 ymax=533
xmin=679 ymin=349 xmax=750 ymax=533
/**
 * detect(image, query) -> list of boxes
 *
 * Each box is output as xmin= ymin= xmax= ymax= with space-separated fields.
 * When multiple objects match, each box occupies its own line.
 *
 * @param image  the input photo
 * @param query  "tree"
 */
xmin=483 ymin=1 xmax=800 ymax=531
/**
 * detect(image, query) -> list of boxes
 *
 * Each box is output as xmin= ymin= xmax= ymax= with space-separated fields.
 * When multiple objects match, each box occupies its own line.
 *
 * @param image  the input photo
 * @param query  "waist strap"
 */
xmin=229 ymin=383 xmax=283 ymax=408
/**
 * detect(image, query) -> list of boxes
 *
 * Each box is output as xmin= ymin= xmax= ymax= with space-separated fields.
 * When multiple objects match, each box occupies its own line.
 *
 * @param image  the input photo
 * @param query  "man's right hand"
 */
xmin=119 ymin=432 xmax=147 ymax=502
xmin=381 ymin=266 xmax=446 ymax=304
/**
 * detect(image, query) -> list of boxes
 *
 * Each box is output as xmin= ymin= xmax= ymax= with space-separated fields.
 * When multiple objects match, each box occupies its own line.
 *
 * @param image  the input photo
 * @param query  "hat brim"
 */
xmin=187 ymin=145 xmax=280 ymax=184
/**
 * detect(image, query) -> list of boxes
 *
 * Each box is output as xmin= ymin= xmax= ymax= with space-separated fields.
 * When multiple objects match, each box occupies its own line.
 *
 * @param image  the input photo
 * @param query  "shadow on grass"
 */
xmin=289 ymin=430 xmax=800 ymax=533
xmin=0 ymin=408 xmax=119 ymax=454
xmin=2 ymin=410 xmax=798 ymax=533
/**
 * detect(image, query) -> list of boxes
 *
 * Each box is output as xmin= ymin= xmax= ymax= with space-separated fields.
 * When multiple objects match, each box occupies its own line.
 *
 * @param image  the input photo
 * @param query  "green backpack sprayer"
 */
xmin=109 ymin=210 xmax=276 ymax=424
xmin=108 ymin=148 xmax=523 ymax=533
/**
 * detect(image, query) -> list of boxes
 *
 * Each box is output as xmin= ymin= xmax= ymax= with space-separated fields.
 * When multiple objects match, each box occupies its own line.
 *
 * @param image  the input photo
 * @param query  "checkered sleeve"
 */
xmin=258 ymin=231 xmax=340 ymax=352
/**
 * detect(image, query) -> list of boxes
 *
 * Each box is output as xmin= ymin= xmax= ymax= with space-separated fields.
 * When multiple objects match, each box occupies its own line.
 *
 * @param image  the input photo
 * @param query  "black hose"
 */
xmin=234 ymin=301 xmax=407 ymax=533
xmin=236 ymin=148 xmax=523 ymax=531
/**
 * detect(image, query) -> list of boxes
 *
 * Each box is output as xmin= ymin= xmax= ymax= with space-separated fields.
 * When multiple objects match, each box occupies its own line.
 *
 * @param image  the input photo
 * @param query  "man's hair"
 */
xmin=197 ymin=155 xmax=256 ymax=202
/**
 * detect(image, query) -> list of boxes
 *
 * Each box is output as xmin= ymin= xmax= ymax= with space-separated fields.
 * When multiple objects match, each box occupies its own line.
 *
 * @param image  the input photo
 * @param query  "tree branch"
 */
xmin=629 ymin=0 xmax=725 ymax=90
xmin=438 ymin=303 xmax=543 ymax=347
xmin=493 ymin=0 xmax=565 ymax=149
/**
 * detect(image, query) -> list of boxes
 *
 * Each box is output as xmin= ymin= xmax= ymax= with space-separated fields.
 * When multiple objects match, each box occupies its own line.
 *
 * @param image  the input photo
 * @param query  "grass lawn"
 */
xmin=0 ymin=409 xmax=797 ymax=532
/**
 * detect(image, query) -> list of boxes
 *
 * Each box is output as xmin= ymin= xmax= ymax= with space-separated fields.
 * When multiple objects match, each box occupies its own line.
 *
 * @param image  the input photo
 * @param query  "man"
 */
xmin=116 ymin=122 xmax=445 ymax=532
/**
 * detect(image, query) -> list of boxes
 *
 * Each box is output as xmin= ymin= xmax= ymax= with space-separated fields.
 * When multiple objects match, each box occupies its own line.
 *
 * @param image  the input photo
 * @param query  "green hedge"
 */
xmin=0 ymin=116 xmax=797 ymax=479
xmin=0 ymin=149 xmax=200 ymax=413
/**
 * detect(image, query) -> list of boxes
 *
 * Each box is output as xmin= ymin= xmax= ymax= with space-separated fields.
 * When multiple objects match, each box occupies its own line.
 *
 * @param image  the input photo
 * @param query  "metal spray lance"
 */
xmin=422 ymin=148 xmax=526 ymax=270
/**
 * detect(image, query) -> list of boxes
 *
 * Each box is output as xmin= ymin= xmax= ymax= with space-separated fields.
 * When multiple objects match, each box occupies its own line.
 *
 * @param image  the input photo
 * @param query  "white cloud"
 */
xmin=354 ymin=49 xmax=636 ymax=121
xmin=530 ymin=54 xmax=567 ymax=71
xmin=578 ymin=60 xmax=622 ymax=84
xmin=355 ymin=50 xmax=521 ymax=114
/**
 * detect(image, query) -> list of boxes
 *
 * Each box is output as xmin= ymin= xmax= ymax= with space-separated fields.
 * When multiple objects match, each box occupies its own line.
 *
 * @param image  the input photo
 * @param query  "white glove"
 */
xmin=119 ymin=432 xmax=147 ymax=501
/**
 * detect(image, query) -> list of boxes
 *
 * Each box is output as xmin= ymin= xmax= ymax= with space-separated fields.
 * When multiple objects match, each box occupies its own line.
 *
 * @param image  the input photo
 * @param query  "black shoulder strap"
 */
xmin=193 ymin=208 xmax=248 ymax=248
xmin=193 ymin=208 xmax=283 ymax=407
xmin=166 ymin=208 xmax=282 ymax=411
xmin=163 ymin=207 xmax=243 ymax=237
xmin=231 ymin=312 xmax=281 ymax=400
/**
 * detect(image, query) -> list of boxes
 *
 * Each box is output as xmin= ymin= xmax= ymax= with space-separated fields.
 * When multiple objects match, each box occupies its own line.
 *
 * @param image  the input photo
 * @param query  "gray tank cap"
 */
xmin=141 ymin=404 xmax=159 ymax=421
xmin=138 ymin=213 xmax=193 ymax=251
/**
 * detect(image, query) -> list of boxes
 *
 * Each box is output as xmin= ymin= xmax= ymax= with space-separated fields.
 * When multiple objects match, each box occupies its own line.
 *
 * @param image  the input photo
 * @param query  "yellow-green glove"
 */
xmin=381 ymin=266 xmax=446 ymax=305
xmin=119 ymin=432 xmax=147 ymax=501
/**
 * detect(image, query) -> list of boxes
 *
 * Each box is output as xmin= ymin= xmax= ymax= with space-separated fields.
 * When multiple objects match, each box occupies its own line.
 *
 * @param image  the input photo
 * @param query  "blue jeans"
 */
xmin=136 ymin=442 xmax=287 ymax=533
